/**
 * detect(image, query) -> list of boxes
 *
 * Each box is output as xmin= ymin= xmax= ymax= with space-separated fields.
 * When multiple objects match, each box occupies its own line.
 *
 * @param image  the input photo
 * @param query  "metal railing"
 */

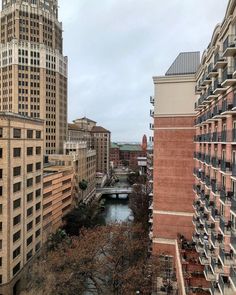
xmin=223 ymin=35 xmax=236 ymax=53
xmin=230 ymin=267 xmax=236 ymax=288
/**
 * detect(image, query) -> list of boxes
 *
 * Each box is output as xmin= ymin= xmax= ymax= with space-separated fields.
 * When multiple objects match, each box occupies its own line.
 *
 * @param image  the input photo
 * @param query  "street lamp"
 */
xmin=136 ymin=291 xmax=140 ymax=294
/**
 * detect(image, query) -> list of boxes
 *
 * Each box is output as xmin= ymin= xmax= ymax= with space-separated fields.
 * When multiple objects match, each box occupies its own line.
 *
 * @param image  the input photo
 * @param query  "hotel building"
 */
xmin=0 ymin=0 xmax=68 ymax=155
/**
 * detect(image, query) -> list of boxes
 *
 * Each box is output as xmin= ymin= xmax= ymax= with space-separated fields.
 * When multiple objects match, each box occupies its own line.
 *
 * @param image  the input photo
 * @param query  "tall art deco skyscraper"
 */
xmin=0 ymin=0 xmax=68 ymax=154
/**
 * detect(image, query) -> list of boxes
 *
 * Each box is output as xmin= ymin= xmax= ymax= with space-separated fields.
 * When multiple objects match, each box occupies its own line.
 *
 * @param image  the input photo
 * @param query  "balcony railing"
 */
xmin=230 ymin=234 xmax=236 ymax=252
xmin=230 ymin=267 xmax=236 ymax=288
xmin=222 ymin=66 xmax=234 ymax=83
xmin=150 ymin=96 xmax=155 ymax=105
xmin=223 ymin=35 xmax=236 ymax=55
xmin=214 ymin=51 xmax=227 ymax=66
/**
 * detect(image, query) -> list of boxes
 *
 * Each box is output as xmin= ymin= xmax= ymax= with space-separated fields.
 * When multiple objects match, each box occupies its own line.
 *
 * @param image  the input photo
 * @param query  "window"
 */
xmin=0 ymin=223 xmax=2 ymax=232
xmin=27 ymin=192 xmax=33 ymax=202
xmin=27 ymin=250 xmax=33 ymax=261
xmin=27 ymin=147 xmax=33 ymax=156
xmin=13 ymin=199 xmax=21 ymax=210
xmin=35 ymin=175 xmax=41 ymax=184
xmin=13 ymin=129 xmax=21 ymax=139
xmin=35 ymin=241 xmax=41 ymax=252
xmin=43 ymin=191 xmax=52 ymax=198
xmin=13 ymin=167 xmax=21 ymax=177
xmin=13 ymin=148 xmax=21 ymax=157
xmin=0 ymin=149 xmax=2 ymax=158
xmin=0 ymin=187 xmax=2 ymax=197
xmin=0 ymin=205 xmax=2 ymax=214
xmin=35 ymin=162 xmax=41 ymax=170
xmin=13 ymin=262 xmax=21 ymax=276
xmin=36 ymin=202 xmax=41 ymax=211
xmin=13 ymin=230 xmax=21 ymax=242
xmin=36 ymin=130 xmax=41 ymax=139
xmin=27 ymin=235 xmax=33 ymax=246
xmin=13 ymin=214 xmax=21 ymax=226
xmin=27 ymin=178 xmax=33 ymax=188
xmin=35 ymin=229 xmax=41 ymax=238
xmin=35 ymin=189 xmax=41 ymax=198
xmin=13 ymin=246 xmax=21 ymax=259
xmin=35 ymin=215 xmax=41 ymax=224
xmin=27 ymin=130 xmax=33 ymax=139
xmin=13 ymin=182 xmax=21 ymax=193
xmin=27 ymin=207 xmax=33 ymax=217
xmin=0 ymin=240 xmax=2 ymax=250
xmin=36 ymin=147 xmax=41 ymax=155
xmin=43 ymin=180 xmax=52 ymax=188
xmin=27 ymin=164 xmax=33 ymax=173
xmin=0 ymin=128 xmax=2 ymax=138
xmin=27 ymin=221 xmax=33 ymax=231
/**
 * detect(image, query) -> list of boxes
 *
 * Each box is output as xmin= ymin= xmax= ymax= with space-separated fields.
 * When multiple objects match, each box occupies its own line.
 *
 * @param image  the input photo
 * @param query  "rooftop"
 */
xmin=91 ymin=126 xmax=110 ymax=133
xmin=165 ymin=52 xmax=200 ymax=76
xmin=111 ymin=142 xmax=120 ymax=149
xmin=0 ymin=112 xmax=44 ymax=123
xmin=119 ymin=144 xmax=142 ymax=152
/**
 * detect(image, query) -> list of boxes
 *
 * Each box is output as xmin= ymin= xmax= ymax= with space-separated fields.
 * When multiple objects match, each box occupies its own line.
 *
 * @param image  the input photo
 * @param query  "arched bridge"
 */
xmin=96 ymin=187 xmax=133 ymax=195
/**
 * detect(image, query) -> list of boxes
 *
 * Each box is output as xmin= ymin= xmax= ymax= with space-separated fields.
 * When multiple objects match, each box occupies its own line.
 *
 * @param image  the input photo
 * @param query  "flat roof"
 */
xmin=0 ymin=112 xmax=44 ymax=123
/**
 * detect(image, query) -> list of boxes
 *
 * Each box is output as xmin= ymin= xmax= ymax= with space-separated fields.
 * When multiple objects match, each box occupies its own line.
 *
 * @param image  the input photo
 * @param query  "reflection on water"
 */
xmin=103 ymin=196 xmax=132 ymax=223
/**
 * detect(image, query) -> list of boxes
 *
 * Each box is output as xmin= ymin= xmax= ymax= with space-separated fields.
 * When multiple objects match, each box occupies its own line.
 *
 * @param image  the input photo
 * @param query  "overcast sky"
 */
xmin=58 ymin=0 xmax=228 ymax=142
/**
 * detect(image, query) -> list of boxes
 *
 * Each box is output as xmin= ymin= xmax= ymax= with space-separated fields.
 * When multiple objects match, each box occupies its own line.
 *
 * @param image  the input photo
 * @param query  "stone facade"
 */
xmin=0 ymin=112 xmax=44 ymax=295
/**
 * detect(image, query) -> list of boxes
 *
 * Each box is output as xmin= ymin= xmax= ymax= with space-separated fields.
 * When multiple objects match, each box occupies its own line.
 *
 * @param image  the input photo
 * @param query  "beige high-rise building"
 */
xmin=0 ymin=0 xmax=68 ymax=155
xmin=0 ymin=112 xmax=44 ymax=295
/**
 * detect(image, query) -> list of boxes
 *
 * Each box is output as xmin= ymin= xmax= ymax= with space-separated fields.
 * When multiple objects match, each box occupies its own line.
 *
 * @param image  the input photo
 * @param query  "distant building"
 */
xmin=110 ymin=143 xmax=120 ymax=168
xmin=91 ymin=126 xmax=110 ymax=175
xmin=68 ymin=117 xmax=111 ymax=176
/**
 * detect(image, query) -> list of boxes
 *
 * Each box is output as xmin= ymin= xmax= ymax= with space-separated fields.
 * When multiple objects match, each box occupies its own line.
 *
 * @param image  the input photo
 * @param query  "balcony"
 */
xmin=195 ymin=84 xmax=202 ymax=94
xmin=219 ymin=246 xmax=234 ymax=266
xmin=214 ymin=51 xmax=227 ymax=69
xmin=221 ymin=66 xmax=236 ymax=87
xmin=230 ymin=234 xmax=236 ymax=252
xmin=219 ymin=216 xmax=232 ymax=235
xmin=210 ymin=282 xmax=221 ymax=295
xmin=210 ymin=233 xmax=223 ymax=248
xmin=204 ymin=265 xmax=215 ymax=281
xmin=212 ymin=105 xmax=222 ymax=119
xmin=213 ymin=79 xmax=227 ymax=95
xmin=199 ymin=253 xmax=210 ymax=265
xmin=208 ymin=63 xmax=218 ymax=78
xmin=210 ymin=258 xmax=223 ymax=274
xmin=222 ymin=98 xmax=234 ymax=114
xmin=231 ymin=198 xmax=236 ymax=215
xmin=223 ymin=35 xmax=236 ymax=57
xmin=206 ymin=87 xmax=218 ymax=101
xmin=150 ymin=96 xmax=155 ymax=105
xmin=230 ymin=267 xmax=236 ymax=289
xmin=150 ymin=110 xmax=154 ymax=117
xmin=211 ymin=207 xmax=220 ymax=221
xmin=211 ymin=157 xmax=219 ymax=169
xmin=220 ymin=159 xmax=231 ymax=172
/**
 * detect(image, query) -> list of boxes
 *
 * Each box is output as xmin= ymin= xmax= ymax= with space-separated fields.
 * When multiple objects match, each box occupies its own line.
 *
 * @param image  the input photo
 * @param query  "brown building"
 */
xmin=0 ymin=112 xmax=44 ymax=295
xmin=91 ymin=126 xmax=110 ymax=175
xmin=110 ymin=143 xmax=120 ymax=168
xmin=42 ymin=165 xmax=73 ymax=242
xmin=151 ymin=52 xmax=199 ymax=258
xmin=0 ymin=0 xmax=68 ymax=155
xmin=68 ymin=117 xmax=111 ymax=176
xmin=119 ymin=144 xmax=145 ymax=170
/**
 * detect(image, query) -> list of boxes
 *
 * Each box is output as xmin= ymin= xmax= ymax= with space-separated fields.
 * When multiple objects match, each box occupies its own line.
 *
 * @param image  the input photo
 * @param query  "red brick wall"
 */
xmin=153 ymin=116 xmax=195 ymax=253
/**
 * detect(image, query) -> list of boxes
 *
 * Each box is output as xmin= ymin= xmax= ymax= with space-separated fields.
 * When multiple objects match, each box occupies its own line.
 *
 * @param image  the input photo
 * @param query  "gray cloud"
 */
xmin=58 ymin=0 xmax=228 ymax=142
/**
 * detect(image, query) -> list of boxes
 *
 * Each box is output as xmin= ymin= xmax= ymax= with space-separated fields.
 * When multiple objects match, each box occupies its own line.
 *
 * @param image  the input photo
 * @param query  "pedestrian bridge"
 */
xmin=96 ymin=187 xmax=132 ymax=195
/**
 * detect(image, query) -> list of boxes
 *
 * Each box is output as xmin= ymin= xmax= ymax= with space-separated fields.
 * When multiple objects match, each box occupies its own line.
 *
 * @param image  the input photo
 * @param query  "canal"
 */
xmin=102 ymin=174 xmax=133 ymax=224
